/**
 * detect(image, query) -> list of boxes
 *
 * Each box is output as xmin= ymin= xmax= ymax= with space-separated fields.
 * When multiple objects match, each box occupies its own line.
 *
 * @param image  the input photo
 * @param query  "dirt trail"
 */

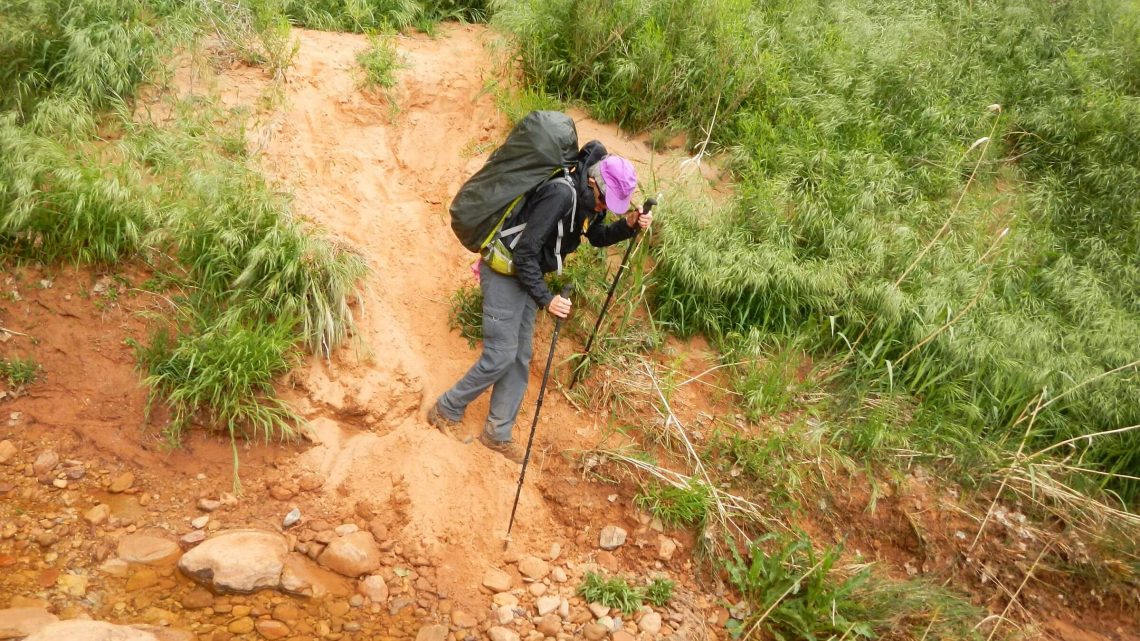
xmin=231 ymin=26 xmax=697 ymax=606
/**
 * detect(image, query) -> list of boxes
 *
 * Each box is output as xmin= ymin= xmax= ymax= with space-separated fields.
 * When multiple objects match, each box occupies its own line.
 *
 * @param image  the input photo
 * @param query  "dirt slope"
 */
xmin=226 ymin=26 xmax=701 ymax=607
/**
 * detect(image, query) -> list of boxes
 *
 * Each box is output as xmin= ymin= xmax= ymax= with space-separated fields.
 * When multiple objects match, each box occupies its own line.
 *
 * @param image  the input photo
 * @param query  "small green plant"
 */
xmin=577 ymin=571 xmax=643 ymax=615
xmin=644 ymin=577 xmax=675 ymax=607
xmin=634 ymin=480 xmax=711 ymax=528
xmin=448 ymin=283 xmax=483 ymax=347
xmin=356 ymin=34 xmax=401 ymax=90
xmin=0 ymin=358 xmax=39 ymax=387
xmin=724 ymin=534 xmax=871 ymax=640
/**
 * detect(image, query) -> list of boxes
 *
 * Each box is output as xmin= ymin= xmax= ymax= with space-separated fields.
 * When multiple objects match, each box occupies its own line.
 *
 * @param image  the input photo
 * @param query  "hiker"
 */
xmin=429 ymin=141 xmax=653 ymax=462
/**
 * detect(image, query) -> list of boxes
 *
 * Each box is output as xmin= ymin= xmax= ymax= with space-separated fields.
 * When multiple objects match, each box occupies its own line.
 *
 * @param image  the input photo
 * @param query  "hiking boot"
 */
xmin=478 ymin=432 xmax=526 ymax=464
xmin=427 ymin=403 xmax=471 ymax=443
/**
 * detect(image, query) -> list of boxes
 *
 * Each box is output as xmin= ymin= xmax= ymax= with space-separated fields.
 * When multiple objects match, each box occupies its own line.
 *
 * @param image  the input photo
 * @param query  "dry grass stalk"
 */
xmin=984 ymin=541 xmax=1053 ymax=641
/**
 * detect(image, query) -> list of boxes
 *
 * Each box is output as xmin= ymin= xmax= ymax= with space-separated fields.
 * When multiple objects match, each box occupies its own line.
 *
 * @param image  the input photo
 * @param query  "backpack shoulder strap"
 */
xmin=498 ymin=169 xmax=577 ymax=274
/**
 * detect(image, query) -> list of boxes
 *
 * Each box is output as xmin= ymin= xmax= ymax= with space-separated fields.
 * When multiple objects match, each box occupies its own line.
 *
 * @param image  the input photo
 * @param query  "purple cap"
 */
xmin=597 ymin=155 xmax=637 ymax=214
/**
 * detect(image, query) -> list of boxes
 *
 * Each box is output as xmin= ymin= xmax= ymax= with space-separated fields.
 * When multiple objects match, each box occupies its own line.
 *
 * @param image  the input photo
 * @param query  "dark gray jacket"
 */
xmin=510 ymin=141 xmax=637 ymax=307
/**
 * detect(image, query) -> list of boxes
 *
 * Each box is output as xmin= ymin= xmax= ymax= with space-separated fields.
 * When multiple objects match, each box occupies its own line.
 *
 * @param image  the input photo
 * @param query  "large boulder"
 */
xmin=317 ymin=531 xmax=381 ymax=577
xmin=0 ymin=607 xmax=58 ymax=639
xmin=178 ymin=529 xmax=288 ymax=593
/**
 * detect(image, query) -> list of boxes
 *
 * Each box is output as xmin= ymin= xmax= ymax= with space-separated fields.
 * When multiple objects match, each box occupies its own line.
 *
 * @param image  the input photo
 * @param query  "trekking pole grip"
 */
xmin=560 ymin=283 xmax=574 ymax=299
xmin=632 ymin=198 xmax=657 ymax=236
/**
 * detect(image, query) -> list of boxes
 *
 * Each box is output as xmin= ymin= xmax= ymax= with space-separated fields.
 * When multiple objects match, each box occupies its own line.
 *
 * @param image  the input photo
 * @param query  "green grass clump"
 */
xmin=577 ymin=571 xmax=643 ymax=615
xmin=644 ymin=577 xmax=674 ymax=607
xmin=357 ymin=35 xmax=401 ymax=90
xmin=725 ymin=534 xmax=982 ymax=640
xmin=0 ymin=358 xmax=39 ymax=387
xmin=634 ymin=480 xmax=711 ymax=528
xmin=448 ymin=283 xmax=483 ymax=347
xmin=136 ymin=316 xmax=299 ymax=445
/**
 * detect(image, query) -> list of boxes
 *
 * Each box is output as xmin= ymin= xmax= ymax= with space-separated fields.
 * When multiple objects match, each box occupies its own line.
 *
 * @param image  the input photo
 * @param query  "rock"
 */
xmin=334 ymin=524 xmax=359 ymax=536
xmin=197 ymin=498 xmax=222 ymax=512
xmin=117 ymin=534 xmax=180 ymax=565
xmin=588 ymin=602 xmax=611 ymax=619
xmin=613 ymin=631 xmax=636 ymax=641
xmin=190 ymin=516 xmax=209 ymax=529
xmin=638 ymin=612 xmax=662 ymax=634
xmin=535 ymin=615 xmax=562 ymax=636
xmin=99 ymin=558 xmax=130 ymax=577
xmin=0 ymin=607 xmax=59 ymax=638
xmin=84 ymin=504 xmax=111 ymax=525
xmin=272 ymin=603 xmax=300 ymax=622
xmin=597 ymin=616 xmax=615 ymax=631
xmin=536 ymin=596 xmax=560 ymax=616
xmin=228 ymin=617 xmax=255 ymax=634
xmin=317 ymin=531 xmax=381 ymax=577
xmin=367 ymin=517 xmax=387 ymax=542
xmin=599 ymin=525 xmax=627 ymax=550
xmin=0 ymin=440 xmax=16 ymax=464
xmin=314 ymin=530 xmax=335 ymax=545
xmin=180 ymin=530 xmax=206 ymax=546
xmin=551 ymin=567 xmax=567 ymax=583
xmin=495 ymin=604 xmax=515 ymax=625
xmin=657 ymin=537 xmax=677 ymax=561
xmin=63 ymin=465 xmax=85 ymax=480
xmin=254 ymin=620 xmax=290 ymax=639
xmin=581 ymin=623 xmax=608 ymax=641
xmin=451 ymin=610 xmax=477 ymax=628
xmin=269 ymin=484 xmax=294 ymax=501
xmin=280 ymin=553 xmax=352 ymax=598
xmin=492 ymin=593 xmax=519 ymax=608
xmin=415 ymin=624 xmax=448 ymax=641
xmin=178 ymin=529 xmax=287 ymax=593
xmin=108 ymin=471 xmax=135 ymax=493
xmin=595 ymin=551 xmax=619 ymax=572
xmin=529 ymin=582 xmax=548 ymax=597
xmin=180 ymin=589 xmax=214 ymax=610
xmin=32 ymin=451 xmax=59 ymax=476
xmin=358 ymin=574 xmax=389 ymax=603
xmin=518 ymin=556 xmax=550 ymax=580
xmin=542 ymin=542 xmax=562 ymax=562
xmin=488 ymin=627 xmax=521 ymax=641
xmin=482 ymin=568 xmax=513 ymax=592
xmin=283 ymin=508 xmax=301 ymax=529
xmin=23 ymin=620 xmax=161 ymax=641
xmin=126 ymin=568 xmax=158 ymax=592
xmin=51 ymin=479 xmax=67 ymax=489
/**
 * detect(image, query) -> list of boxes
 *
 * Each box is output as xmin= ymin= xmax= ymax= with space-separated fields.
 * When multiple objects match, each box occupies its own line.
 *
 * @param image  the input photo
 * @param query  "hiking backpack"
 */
xmin=449 ymin=111 xmax=580 ymax=270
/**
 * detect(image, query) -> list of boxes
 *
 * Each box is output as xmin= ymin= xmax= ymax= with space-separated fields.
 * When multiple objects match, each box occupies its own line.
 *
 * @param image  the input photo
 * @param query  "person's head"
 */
xmin=586 ymin=155 xmax=637 ymax=214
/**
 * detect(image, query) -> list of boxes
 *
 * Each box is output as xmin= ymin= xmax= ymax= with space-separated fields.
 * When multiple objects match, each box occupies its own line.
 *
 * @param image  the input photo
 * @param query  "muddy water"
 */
xmin=0 ymin=473 xmax=425 ymax=640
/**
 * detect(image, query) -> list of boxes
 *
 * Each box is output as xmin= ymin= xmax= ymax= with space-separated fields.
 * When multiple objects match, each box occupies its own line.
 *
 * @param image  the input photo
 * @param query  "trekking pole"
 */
xmin=504 ymin=283 xmax=574 ymax=548
xmin=571 ymin=196 xmax=659 ymax=388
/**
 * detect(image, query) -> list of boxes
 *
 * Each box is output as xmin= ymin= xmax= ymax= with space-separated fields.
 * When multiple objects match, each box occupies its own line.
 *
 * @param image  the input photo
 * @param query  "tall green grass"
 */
xmin=495 ymin=0 xmax=1140 ymax=499
xmin=0 ymin=0 xmax=366 ymax=461
xmin=278 ymin=0 xmax=490 ymax=32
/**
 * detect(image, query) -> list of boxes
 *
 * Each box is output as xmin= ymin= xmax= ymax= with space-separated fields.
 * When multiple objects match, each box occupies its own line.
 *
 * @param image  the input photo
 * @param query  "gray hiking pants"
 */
xmin=437 ymin=261 xmax=538 ymax=442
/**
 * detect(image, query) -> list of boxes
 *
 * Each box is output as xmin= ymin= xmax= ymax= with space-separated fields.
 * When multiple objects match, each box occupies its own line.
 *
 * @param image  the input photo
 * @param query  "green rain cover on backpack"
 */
xmin=450 ymin=111 xmax=579 ymax=253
